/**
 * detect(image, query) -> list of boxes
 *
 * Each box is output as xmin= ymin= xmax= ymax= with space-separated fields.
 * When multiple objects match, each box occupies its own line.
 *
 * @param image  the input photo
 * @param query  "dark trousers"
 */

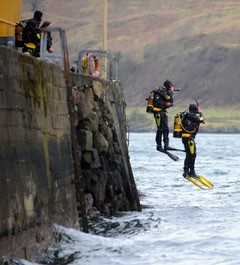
xmin=154 ymin=111 xmax=169 ymax=148
xmin=182 ymin=137 xmax=196 ymax=174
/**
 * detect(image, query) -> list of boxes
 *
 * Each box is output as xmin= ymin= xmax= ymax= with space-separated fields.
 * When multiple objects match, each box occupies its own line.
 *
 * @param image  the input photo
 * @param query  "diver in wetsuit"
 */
xmin=153 ymin=79 xmax=175 ymax=151
xmin=181 ymin=104 xmax=204 ymax=178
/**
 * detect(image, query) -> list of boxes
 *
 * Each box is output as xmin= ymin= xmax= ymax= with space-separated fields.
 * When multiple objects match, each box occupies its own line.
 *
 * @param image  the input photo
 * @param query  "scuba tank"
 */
xmin=173 ymin=113 xmax=182 ymax=138
xmin=15 ymin=23 xmax=24 ymax=47
xmin=15 ymin=20 xmax=29 ymax=48
xmin=146 ymin=91 xmax=155 ymax=113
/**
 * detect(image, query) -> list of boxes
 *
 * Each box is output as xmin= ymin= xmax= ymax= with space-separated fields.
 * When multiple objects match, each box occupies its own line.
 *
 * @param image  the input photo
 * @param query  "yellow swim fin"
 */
xmin=198 ymin=176 xmax=214 ymax=189
xmin=185 ymin=176 xmax=206 ymax=190
xmin=185 ymin=175 xmax=213 ymax=190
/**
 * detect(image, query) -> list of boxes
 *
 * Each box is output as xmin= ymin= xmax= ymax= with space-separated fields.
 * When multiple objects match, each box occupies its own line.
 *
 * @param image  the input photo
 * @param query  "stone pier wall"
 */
xmin=71 ymin=75 xmax=140 ymax=217
xmin=0 ymin=46 xmax=78 ymax=260
xmin=0 ymin=45 xmax=140 ymax=261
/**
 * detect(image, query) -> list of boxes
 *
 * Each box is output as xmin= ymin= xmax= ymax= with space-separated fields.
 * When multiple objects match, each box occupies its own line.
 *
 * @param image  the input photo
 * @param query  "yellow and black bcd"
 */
xmin=173 ymin=113 xmax=182 ymax=138
xmin=146 ymin=91 xmax=155 ymax=113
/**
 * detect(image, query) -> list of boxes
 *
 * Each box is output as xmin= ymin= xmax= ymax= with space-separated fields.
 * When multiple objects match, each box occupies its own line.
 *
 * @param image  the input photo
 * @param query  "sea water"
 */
xmin=9 ymin=133 xmax=240 ymax=265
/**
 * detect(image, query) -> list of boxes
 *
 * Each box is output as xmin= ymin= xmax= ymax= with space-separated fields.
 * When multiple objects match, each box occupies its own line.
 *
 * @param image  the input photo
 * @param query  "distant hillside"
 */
xmin=22 ymin=0 xmax=240 ymax=108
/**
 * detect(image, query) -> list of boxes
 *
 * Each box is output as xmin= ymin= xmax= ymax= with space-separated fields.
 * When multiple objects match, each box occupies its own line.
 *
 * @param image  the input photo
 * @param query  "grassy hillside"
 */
xmin=22 ymin=0 xmax=240 ymax=112
xmin=126 ymin=107 xmax=240 ymax=133
xmin=22 ymin=0 xmax=240 ymax=55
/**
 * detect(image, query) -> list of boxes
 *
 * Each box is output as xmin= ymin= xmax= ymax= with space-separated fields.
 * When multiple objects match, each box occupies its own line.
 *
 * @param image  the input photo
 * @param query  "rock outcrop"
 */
xmin=71 ymin=74 xmax=140 ymax=217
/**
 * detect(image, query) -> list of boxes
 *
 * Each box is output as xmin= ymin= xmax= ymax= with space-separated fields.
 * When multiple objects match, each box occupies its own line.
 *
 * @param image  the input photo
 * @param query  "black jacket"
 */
xmin=23 ymin=18 xmax=41 ymax=45
xmin=153 ymin=86 xmax=174 ymax=110
xmin=181 ymin=112 xmax=204 ymax=138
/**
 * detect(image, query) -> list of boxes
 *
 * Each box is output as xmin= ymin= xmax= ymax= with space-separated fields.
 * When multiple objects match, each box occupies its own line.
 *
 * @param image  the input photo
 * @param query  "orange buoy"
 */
xmin=91 ymin=56 xmax=100 ymax=77
xmin=81 ymin=53 xmax=100 ymax=77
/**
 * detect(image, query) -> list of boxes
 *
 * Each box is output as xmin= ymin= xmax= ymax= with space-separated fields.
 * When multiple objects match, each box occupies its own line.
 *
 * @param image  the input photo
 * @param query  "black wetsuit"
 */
xmin=22 ymin=18 xmax=41 ymax=57
xmin=153 ymin=86 xmax=173 ymax=149
xmin=181 ymin=111 xmax=204 ymax=176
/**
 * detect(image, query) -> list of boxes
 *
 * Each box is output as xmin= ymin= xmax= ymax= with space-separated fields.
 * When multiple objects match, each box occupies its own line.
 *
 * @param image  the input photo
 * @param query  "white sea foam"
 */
xmin=9 ymin=133 xmax=240 ymax=265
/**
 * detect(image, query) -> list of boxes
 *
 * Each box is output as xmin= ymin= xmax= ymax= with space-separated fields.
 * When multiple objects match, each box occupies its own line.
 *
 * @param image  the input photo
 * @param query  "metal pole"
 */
xmin=103 ymin=0 xmax=107 ymax=51
xmin=102 ymin=0 xmax=107 ymax=79
xmin=60 ymin=28 xmax=89 ymax=233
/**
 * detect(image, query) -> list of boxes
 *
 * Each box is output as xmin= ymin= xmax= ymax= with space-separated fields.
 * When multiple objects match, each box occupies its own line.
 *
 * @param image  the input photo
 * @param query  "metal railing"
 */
xmin=40 ymin=27 xmax=65 ymax=68
xmin=0 ymin=18 xmax=16 ymax=27
xmin=39 ymin=30 xmax=120 ymax=82
xmin=0 ymin=19 xmax=15 ymax=46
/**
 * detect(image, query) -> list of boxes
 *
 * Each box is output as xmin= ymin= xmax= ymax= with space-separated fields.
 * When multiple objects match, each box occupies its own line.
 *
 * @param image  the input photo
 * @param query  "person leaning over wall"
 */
xmin=22 ymin=10 xmax=43 ymax=57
